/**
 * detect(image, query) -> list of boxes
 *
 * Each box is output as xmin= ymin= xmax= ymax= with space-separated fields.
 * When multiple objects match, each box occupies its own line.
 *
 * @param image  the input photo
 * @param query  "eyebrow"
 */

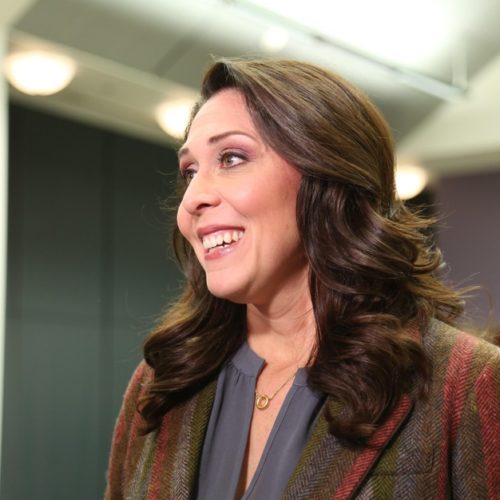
xmin=177 ymin=130 xmax=256 ymax=160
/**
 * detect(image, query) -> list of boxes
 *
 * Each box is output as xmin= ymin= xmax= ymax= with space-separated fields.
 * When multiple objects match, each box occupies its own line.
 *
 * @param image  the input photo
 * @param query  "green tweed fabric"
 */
xmin=105 ymin=320 xmax=500 ymax=499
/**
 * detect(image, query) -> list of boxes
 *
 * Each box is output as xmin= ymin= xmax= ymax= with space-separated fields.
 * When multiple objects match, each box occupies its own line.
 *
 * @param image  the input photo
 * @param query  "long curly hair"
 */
xmin=140 ymin=58 xmax=464 ymax=442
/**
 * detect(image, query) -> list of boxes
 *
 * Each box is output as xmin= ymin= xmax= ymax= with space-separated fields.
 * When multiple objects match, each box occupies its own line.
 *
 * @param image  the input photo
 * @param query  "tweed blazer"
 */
xmin=105 ymin=320 xmax=500 ymax=499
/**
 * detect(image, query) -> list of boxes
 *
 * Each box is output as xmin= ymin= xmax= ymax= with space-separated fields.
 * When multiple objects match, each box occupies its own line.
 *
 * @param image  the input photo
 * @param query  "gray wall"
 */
xmin=2 ymin=104 xmax=182 ymax=500
xmin=436 ymin=169 xmax=500 ymax=326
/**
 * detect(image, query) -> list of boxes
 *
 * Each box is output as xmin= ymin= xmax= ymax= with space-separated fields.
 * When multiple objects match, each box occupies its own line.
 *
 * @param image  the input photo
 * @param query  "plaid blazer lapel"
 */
xmin=156 ymin=379 xmax=217 ymax=499
xmin=283 ymin=394 xmax=413 ymax=500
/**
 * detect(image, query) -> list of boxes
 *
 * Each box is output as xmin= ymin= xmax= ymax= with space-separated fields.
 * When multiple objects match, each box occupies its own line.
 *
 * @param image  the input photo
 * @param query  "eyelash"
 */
xmin=217 ymin=150 xmax=247 ymax=168
xmin=180 ymin=150 xmax=247 ymax=183
xmin=180 ymin=167 xmax=196 ymax=183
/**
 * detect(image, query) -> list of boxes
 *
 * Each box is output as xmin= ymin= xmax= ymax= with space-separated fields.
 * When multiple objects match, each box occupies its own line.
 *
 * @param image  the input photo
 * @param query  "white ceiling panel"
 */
xmin=6 ymin=0 xmax=500 ymax=175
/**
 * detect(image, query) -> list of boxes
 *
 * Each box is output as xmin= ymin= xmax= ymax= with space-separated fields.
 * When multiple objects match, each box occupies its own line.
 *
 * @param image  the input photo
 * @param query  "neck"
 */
xmin=246 ymin=277 xmax=316 ymax=370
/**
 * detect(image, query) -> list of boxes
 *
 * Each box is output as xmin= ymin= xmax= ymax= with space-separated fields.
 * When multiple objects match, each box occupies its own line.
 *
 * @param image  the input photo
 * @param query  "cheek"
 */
xmin=276 ymin=171 xmax=302 ymax=240
xmin=235 ymin=168 xmax=301 ymax=229
xmin=276 ymin=169 xmax=301 ymax=219
xmin=177 ymin=206 xmax=205 ymax=264
xmin=176 ymin=206 xmax=191 ymax=240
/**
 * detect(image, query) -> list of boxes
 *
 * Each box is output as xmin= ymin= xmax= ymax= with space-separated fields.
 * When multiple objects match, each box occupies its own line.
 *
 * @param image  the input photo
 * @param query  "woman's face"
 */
xmin=177 ymin=89 xmax=307 ymax=305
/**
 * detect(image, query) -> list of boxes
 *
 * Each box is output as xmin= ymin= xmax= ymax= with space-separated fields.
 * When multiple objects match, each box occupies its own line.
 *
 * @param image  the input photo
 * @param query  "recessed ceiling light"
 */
xmin=395 ymin=163 xmax=429 ymax=200
xmin=260 ymin=26 xmax=289 ymax=53
xmin=155 ymin=100 xmax=195 ymax=139
xmin=5 ymin=50 xmax=76 ymax=96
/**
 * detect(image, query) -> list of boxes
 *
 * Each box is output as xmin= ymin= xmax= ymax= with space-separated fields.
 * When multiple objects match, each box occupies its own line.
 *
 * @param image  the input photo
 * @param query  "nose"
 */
xmin=180 ymin=171 xmax=221 ymax=215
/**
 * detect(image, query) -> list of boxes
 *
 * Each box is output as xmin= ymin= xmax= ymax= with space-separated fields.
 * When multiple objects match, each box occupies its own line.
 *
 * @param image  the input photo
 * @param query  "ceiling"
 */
xmin=4 ymin=0 xmax=500 ymax=177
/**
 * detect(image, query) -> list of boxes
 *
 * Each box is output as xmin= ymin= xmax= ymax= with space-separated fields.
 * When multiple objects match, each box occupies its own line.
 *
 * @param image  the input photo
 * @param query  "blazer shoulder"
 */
xmin=423 ymin=318 xmax=500 ymax=395
xmin=123 ymin=361 xmax=153 ymax=404
xmin=424 ymin=319 xmax=499 ymax=363
xmin=105 ymin=361 xmax=153 ymax=500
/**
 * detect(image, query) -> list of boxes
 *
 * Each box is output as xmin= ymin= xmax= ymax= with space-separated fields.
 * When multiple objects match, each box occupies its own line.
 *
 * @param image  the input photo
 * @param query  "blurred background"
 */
xmin=0 ymin=0 xmax=499 ymax=498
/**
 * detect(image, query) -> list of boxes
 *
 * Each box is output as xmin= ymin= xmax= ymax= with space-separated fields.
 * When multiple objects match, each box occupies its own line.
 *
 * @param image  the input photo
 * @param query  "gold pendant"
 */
xmin=255 ymin=394 xmax=270 ymax=410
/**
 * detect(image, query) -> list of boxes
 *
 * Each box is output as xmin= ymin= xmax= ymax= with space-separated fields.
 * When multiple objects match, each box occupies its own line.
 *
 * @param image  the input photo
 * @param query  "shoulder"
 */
xmin=105 ymin=361 xmax=154 ymax=499
xmin=108 ymin=361 xmax=153 ymax=453
xmin=420 ymin=321 xmax=500 ymax=496
xmin=118 ymin=361 xmax=152 ymax=421
xmin=122 ymin=361 xmax=153 ymax=405
xmin=420 ymin=319 xmax=499 ymax=435
xmin=110 ymin=361 xmax=153 ymax=436
xmin=360 ymin=321 xmax=499 ymax=498
xmin=422 ymin=319 xmax=499 ymax=380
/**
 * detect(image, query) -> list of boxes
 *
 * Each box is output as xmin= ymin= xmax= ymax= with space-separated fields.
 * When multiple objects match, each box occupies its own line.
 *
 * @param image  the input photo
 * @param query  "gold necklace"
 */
xmin=255 ymin=370 xmax=298 ymax=410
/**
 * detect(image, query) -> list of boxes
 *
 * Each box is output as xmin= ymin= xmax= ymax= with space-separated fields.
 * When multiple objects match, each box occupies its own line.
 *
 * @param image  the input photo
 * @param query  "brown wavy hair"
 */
xmin=140 ymin=58 xmax=464 ymax=442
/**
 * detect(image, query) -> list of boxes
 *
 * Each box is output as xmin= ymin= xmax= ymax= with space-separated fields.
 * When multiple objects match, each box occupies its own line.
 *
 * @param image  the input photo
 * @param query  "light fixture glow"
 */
xmin=5 ymin=51 xmax=76 ymax=96
xmin=156 ymin=100 xmax=195 ymax=139
xmin=395 ymin=163 xmax=429 ymax=200
xmin=260 ymin=26 xmax=289 ymax=52
xmin=246 ymin=0 xmax=451 ymax=66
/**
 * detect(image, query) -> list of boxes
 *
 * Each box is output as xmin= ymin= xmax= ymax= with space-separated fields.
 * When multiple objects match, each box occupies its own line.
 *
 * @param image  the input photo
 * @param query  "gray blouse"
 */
xmin=196 ymin=342 xmax=325 ymax=500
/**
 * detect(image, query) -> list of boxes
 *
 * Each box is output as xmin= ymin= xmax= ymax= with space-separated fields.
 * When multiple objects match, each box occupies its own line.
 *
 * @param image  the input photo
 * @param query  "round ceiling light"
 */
xmin=260 ymin=27 xmax=289 ymax=53
xmin=5 ymin=50 xmax=76 ymax=96
xmin=395 ymin=163 xmax=429 ymax=200
xmin=155 ymin=100 xmax=195 ymax=139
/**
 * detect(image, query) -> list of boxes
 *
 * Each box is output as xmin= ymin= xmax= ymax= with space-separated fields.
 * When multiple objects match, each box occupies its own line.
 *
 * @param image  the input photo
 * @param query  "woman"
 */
xmin=106 ymin=59 xmax=499 ymax=499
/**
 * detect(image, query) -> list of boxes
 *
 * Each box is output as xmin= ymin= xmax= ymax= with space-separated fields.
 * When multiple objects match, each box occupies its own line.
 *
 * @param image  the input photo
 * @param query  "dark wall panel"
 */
xmin=7 ymin=106 xmax=104 ymax=319
xmin=2 ymin=104 xmax=182 ymax=500
xmin=436 ymin=169 xmax=500 ymax=325
xmin=109 ymin=135 xmax=180 ymax=393
xmin=3 ymin=319 xmax=101 ymax=500
xmin=100 ymin=134 xmax=181 ymax=479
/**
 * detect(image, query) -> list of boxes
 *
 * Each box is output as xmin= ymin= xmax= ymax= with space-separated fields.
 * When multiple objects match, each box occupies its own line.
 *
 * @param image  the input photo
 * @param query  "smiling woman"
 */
xmin=105 ymin=59 xmax=500 ymax=500
xmin=176 ymin=89 xmax=305 ymax=305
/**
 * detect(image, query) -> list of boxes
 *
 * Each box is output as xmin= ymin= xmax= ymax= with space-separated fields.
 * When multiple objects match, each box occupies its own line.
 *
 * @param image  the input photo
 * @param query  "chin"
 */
xmin=206 ymin=279 xmax=249 ymax=304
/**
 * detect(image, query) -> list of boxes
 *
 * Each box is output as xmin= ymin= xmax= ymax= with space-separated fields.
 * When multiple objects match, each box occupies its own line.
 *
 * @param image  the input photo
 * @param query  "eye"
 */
xmin=218 ymin=151 xmax=246 ymax=168
xmin=180 ymin=165 xmax=197 ymax=184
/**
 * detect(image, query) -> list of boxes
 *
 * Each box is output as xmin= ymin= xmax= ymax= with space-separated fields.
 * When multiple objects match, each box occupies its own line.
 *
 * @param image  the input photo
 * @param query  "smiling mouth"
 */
xmin=202 ymin=230 xmax=244 ymax=253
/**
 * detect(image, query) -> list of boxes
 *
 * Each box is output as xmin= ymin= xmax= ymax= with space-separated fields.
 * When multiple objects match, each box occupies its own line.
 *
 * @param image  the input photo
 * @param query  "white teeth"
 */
xmin=202 ymin=230 xmax=244 ymax=250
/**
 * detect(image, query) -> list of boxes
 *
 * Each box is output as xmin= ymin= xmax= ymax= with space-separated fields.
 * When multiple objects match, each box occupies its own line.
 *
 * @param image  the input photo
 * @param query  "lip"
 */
xmin=204 ymin=238 xmax=242 ymax=261
xmin=197 ymin=225 xmax=245 ymax=261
